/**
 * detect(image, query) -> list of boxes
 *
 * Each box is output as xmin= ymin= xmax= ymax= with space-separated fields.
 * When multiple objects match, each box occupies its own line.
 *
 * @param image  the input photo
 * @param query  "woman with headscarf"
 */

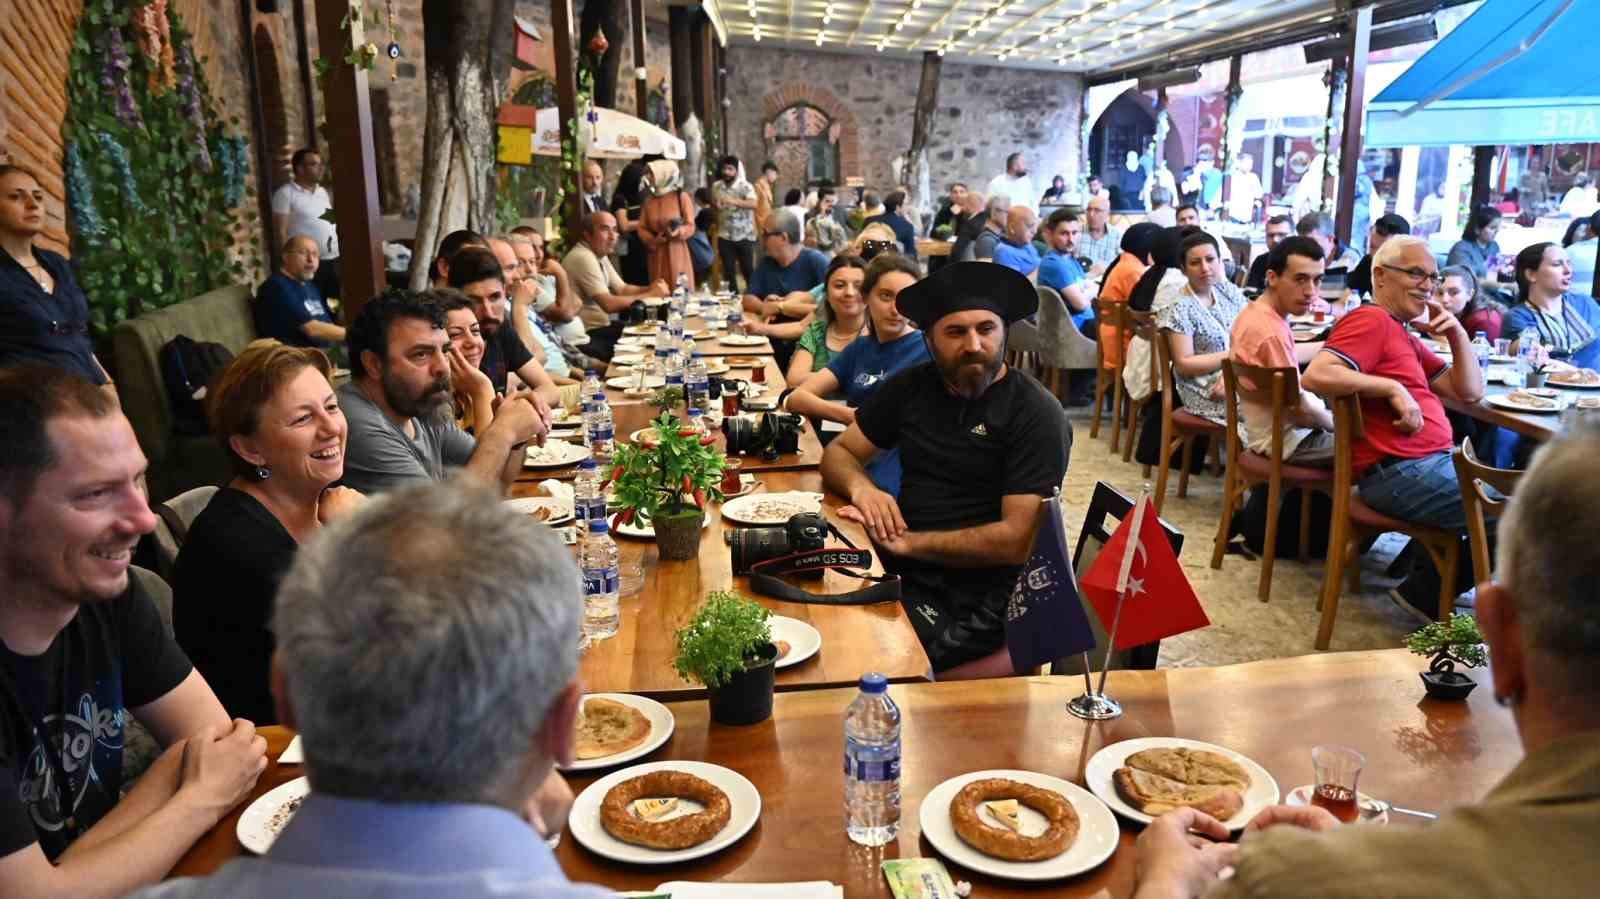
xmin=637 ymin=159 xmax=697 ymax=290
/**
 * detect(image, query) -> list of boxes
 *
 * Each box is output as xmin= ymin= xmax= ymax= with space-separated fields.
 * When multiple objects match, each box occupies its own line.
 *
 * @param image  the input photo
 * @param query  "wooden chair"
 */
xmin=1051 ymin=481 xmax=1185 ymax=673
xmin=1151 ymin=329 xmax=1226 ymax=513
xmin=1315 ymin=395 xmax=1462 ymax=650
xmin=1452 ymin=437 xmax=1520 ymax=585
xmin=1090 ymin=297 xmax=1133 ymax=451
xmin=1210 ymin=360 xmax=1334 ymax=602
xmin=1120 ymin=309 xmax=1159 ymax=471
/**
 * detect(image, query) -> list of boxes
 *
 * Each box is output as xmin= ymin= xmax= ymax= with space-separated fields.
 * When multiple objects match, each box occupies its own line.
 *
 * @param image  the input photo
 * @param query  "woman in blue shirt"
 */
xmin=786 ymin=253 xmax=927 ymax=494
xmin=1504 ymin=241 xmax=1600 ymax=370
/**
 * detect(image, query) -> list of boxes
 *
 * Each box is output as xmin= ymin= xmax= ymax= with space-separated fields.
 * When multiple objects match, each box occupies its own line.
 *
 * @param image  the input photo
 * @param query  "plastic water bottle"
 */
xmin=578 ymin=518 xmax=620 ymax=641
xmin=584 ymin=397 xmax=614 ymax=468
xmin=663 ymin=346 xmax=685 ymax=393
xmin=667 ymin=306 xmax=685 ymax=340
xmin=844 ymin=672 xmax=900 ymax=846
xmin=727 ymin=303 xmax=745 ymax=337
xmin=686 ymin=404 xmax=706 ymax=438
xmin=573 ymin=457 xmax=604 ymax=528
xmin=1471 ymin=331 xmax=1491 ymax=371
xmin=582 ymin=369 xmax=604 ymax=413
xmin=685 ymin=351 xmax=711 ymax=411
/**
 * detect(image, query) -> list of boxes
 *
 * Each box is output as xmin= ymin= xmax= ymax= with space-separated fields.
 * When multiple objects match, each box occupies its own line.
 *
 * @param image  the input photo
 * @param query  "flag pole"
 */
xmin=1068 ymin=492 xmax=1147 ymax=721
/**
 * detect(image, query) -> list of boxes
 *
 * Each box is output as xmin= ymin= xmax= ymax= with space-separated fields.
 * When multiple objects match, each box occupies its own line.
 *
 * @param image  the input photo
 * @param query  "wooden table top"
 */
xmin=916 ymin=239 xmax=954 ymax=258
xmin=1440 ymin=381 xmax=1576 ymax=441
xmin=172 ymin=650 xmax=1519 ymax=896
xmin=615 ymin=317 xmax=775 ymax=357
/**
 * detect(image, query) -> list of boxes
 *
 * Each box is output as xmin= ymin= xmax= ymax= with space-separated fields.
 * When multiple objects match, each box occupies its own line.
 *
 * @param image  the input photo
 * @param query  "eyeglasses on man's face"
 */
xmin=1377 ymin=264 xmax=1442 ymax=288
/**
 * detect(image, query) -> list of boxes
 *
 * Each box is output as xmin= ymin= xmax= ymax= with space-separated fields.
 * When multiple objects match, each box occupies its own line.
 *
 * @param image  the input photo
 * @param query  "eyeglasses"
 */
xmin=762 ymin=230 xmax=788 ymax=240
xmin=1377 ymin=264 xmax=1442 ymax=287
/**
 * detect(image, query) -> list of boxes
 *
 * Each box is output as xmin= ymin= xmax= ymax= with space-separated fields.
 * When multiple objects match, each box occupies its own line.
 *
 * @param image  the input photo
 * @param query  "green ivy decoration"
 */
xmin=65 ymin=0 xmax=251 ymax=332
xmin=314 ymin=1 xmax=384 ymax=87
xmin=553 ymin=63 xmax=596 ymax=239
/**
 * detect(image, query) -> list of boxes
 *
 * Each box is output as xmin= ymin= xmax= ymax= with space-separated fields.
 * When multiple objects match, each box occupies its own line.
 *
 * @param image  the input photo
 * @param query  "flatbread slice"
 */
xmin=1125 ymin=747 xmax=1251 ymax=792
xmin=575 ymin=697 xmax=652 ymax=759
xmin=1113 ymin=767 xmax=1245 ymax=820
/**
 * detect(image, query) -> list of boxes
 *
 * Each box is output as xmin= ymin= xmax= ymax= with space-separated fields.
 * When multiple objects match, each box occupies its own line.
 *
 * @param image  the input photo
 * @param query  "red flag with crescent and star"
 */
xmin=1080 ymin=496 xmax=1209 ymax=650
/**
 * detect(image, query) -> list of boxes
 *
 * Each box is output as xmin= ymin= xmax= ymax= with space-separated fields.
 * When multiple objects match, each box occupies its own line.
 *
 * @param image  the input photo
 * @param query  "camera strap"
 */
xmin=747 ymin=523 xmax=902 ymax=605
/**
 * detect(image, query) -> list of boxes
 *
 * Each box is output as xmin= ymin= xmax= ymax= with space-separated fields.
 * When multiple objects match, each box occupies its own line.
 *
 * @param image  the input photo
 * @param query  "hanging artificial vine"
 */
xmin=64 ymin=0 xmax=252 ymax=332
xmin=313 ymin=1 xmax=387 ymax=87
xmin=554 ymin=62 xmax=597 ymax=239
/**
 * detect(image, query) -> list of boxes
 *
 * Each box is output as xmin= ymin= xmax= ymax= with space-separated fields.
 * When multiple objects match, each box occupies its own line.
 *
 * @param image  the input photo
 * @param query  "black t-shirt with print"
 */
xmin=0 ymin=578 xmax=193 ymax=860
xmin=479 ymin=324 xmax=535 ymax=394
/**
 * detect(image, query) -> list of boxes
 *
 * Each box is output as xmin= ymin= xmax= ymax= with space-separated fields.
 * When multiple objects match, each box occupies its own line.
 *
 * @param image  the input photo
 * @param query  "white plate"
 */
xmin=1084 ymin=737 xmax=1279 ymax=830
xmin=724 ymin=357 xmax=765 ymax=368
xmin=640 ymin=298 xmax=670 ymax=308
xmin=919 ymin=769 xmax=1119 ymax=881
xmin=1486 ymin=393 xmax=1562 ymax=414
xmin=1546 ymin=370 xmax=1600 ymax=389
xmin=567 ymin=760 xmax=761 ymax=864
xmin=236 ymin=776 xmax=311 ymax=854
xmin=608 ymin=375 xmax=667 ymax=390
xmin=524 ymin=441 xmax=592 ymax=468
xmin=768 ymin=616 xmax=821 ymax=668
xmin=503 ymin=496 xmax=576 ymax=526
xmin=624 ymin=324 xmax=660 ymax=334
xmin=702 ymin=360 xmax=731 ymax=375
xmin=718 ymin=334 xmax=767 ymax=347
xmin=615 ymin=512 xmax=712 ymax=539
xmin=629 ymin=427 xmax=662 ymax=446
xmin=559 ymin=693 xmax=676 ymax=772
xmin=612 ymin=353 xmax=647 ymax=366
xmin=720 ymin=492 xmax=823 ymax=526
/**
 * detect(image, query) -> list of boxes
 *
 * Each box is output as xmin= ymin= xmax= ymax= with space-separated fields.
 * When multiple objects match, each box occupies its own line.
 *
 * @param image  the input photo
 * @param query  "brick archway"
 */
xmin=761 ymin=84 xmax=861 ymax=182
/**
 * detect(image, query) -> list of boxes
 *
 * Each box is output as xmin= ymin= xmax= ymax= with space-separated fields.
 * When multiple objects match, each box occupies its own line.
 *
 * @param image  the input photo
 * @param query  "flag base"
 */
xmin=1066 ymin=691 xmax=1123 ymax=720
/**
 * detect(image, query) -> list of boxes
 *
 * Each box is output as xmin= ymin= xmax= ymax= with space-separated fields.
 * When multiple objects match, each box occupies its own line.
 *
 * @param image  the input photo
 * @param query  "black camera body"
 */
xmin=726 ymin=512 xmax=828 ymax=576
xmin=723 ymin=412 xmax=803 ymax=460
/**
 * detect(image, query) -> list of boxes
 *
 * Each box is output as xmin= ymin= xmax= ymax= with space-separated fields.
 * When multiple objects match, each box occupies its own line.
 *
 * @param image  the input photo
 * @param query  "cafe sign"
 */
xmin=1366 ymin=99 xmax=1600 ymax=148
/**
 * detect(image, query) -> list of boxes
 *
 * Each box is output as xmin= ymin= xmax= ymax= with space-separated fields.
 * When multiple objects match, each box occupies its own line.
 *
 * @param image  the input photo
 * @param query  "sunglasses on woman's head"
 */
xmin=860 ymin=240 xmax=896 ymax=260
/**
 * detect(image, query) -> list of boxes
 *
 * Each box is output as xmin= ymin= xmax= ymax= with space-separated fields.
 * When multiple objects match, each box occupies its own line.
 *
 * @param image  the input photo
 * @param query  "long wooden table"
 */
xmin=1441 ymin=380 xmax=1576 ymax=441
xmin=172 ymin=650 xmax=1520 ymax=895
xmin=616 ymin=317 xmax=776 ymax=357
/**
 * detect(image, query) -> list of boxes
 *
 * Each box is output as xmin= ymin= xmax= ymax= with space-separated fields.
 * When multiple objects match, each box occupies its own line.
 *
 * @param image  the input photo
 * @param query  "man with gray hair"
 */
xmin=132 ymin=484 xmax=607 ymax=898
xmin=1131 ymin=419 xmax=1600 ymax=898
xmin=742 ymin=209 xmax=829 ymax=321
xmin=956 ymin=194 xmax=1011 ymax=263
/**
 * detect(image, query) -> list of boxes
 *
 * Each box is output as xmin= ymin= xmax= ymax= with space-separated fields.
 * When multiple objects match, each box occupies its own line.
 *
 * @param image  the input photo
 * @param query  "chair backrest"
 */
xmin=1328 ymin=393 xmax=1368 ymax=509
xmin=151 ymin=485 xmax=220 ymax=582
xmin=1221 ymin=358 xmax=1301 ymax=465
xmin=1129 ymin=309 xmax=1159 ymax=395
xmin=1152 ymin=325 xmax=1181 ymax=420
xmin=1071 ymin=481 xmax=1185 ymax=671
xmin=1095 ymin=297 xmax=1130 ymax=372
xmin=1452 ymin=437 xmax=1521 ymax=584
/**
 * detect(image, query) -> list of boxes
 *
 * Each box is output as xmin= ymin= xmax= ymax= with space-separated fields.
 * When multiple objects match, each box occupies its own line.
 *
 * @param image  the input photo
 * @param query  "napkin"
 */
xmin=278 ymin=735 xmax=303 ymax=764
xmin=643 ymin=883 xmax=842 ymax=899
xmin=540 ymin=479 xmax=575 ymax=507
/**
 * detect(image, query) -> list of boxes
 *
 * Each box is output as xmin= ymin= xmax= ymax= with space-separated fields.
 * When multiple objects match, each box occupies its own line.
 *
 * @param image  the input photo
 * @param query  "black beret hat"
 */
xmin=894 ymin=261 xmax=1038 ymax=329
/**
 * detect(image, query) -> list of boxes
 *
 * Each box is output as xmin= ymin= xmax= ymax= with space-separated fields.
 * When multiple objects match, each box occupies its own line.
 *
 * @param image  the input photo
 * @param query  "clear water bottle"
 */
xmin=651 ymin=345 xmax=671 ymax=385
xmin=1471 ymin=330 xmax=1491 ymax=370
xmin=685 ymin=405 xmax=706 ymax=438
xmin=685 ymin=351 xmax=711 ymax=411
xmin=663 ymin=346 xmax=685 ymax=393
xmin=656 ymin=321 xmax=673 ymax=348
xmin=573 ymin=457 xmax=605 ymax=528
xmin=844 ymin=672 xmax=900 ymax=846
xmin=584 ymin=396 xmax=614 ymax=468
xmin=667 ymin=306 xmax=685 ymax=340
xmin=582 ymin=369 xmax=604 ymax=413
xmin=578 ymin=518 xmax=620 ymax=641
xmin=727 ymin=303 xmax=745 ymax=337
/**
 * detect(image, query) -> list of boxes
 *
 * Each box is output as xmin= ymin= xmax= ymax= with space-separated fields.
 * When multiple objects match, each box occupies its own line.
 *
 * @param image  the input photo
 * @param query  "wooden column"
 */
xmin=691 ymin=11 xmax=715 ymax=126
xmin=238 ymin=0 xmax=276 ymax=264
xmin=904 ymin=51 xmax=942 ymax=190
xmin=313 ymin=0 xmax=385 ymax=320
xmin=1334 ymin=4 xmax=1372 ymax=247
xmin=292 ymin=0 xmax=318 ymax=141
xmin=1219 ymin=54 xmax=1242 ymax=210
xmin=630 ymin=0 xmax=648 ymax=120
xmin=668 ymin=6 xmax=694 ymax=128
xmin=715 ymin=39 xmax=728 ymax=149
xmin=1469 ymin=146 xmax=1494 ymax=212
xmin=552 ymin=0 xmax=581 ymax=237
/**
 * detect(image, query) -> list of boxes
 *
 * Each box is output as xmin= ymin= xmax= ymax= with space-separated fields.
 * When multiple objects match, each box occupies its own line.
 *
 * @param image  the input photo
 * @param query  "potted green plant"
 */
xmin=1406 ymin=613 xmax=1488 ymax=701
xmin=608 ymin=411 xmax=725 ymax=560
xmin=673 ymin=591 xmax=779 ymax=725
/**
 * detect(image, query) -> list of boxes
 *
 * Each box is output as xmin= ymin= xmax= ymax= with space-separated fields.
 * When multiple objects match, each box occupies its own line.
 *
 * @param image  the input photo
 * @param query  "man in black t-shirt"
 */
xmin=0 ymin=365 xmax=267 ymax=895
xmin=822 ymin=263 xmax=1072 ymax=674
xmin=447 ymin=246 xmax=563 ymax=407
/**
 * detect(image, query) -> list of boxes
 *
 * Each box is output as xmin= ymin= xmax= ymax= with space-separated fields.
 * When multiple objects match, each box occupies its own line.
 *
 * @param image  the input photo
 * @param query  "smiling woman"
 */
xmin=171 ymin=341 xmax=364 ymax=724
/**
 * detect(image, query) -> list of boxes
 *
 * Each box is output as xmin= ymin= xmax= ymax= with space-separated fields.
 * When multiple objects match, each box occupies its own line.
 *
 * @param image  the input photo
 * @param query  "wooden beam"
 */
xmin=1333 ymin=4 xmax=1371 ymax=248
xmin=553 ymin=0 xmax=580 ymax=239
xmin=904 ymin=50 xmax=942 ymax=186
xmin=630 ymin=0 xmax=647 ymax=121
xmin=692 ymin=10 xmax=714 ymax=127
xmin=1469 ymin=146 xmax=1494 ymax=212
xmin=314 ymin=0 xmax=385 ymax=322
xmin=293 ymin=0 xmax=318 ymax=142
xmin=668 ymin=6 xmax=693 ymax=128
xmin=1220 ymin=53 xmax=1242 ymax=211
xmin=238 ymin=0 xmax=277 ymax=268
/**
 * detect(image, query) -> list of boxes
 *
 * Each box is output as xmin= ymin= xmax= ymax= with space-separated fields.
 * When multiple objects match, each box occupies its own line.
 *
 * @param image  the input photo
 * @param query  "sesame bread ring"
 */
xmin=949 ymin=777 xmax=1079 ymax=861
xmin=599 ymin=770 xmax=732 ymax=850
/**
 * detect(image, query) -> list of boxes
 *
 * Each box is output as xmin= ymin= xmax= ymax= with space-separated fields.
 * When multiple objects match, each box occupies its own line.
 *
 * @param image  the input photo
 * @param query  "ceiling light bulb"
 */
xmin=753 ymin=30 xmax=761 ymax=41
xmin=894 ymin=20 xmax=903 ymax=30
xmin=937 ymin=47 xmax=946 ymax=56
xmin=815 ymin=33 xmax=824 ymax=44
xmin=822 ymin=14 xmax=830 ymax=23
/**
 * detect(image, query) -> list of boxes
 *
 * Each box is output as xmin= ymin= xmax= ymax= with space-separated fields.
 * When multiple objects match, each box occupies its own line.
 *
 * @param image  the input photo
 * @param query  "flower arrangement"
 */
xmin=673 ymin=591 xmax=773 ymax=689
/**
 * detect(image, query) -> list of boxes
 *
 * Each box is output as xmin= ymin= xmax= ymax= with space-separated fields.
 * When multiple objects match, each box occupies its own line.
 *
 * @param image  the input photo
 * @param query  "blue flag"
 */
xmin=1004 ymin=496 xmax=1097 ymax=671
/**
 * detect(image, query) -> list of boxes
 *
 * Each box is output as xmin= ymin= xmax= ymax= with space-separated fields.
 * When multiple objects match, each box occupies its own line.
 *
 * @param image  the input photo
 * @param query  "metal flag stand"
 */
xmin=1066 ymin=492 xmax=1149 ymax=721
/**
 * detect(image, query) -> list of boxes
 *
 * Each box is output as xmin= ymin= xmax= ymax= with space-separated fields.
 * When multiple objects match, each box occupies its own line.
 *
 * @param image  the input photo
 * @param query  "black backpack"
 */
xmin=158 ymin=335 xmax=233 ymax=435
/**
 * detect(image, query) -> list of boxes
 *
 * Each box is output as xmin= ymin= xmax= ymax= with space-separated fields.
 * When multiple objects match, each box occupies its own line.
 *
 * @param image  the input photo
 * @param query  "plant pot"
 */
xmin=708 ymin=642 xmax=779 ymax=725
xmin=653 ymin=507 xmax=705 ymax=561
xmin=1420 ymin=671 xmax=1478 ymax=701
xmin=1526 ymin=370 xmax=1549 ymax=388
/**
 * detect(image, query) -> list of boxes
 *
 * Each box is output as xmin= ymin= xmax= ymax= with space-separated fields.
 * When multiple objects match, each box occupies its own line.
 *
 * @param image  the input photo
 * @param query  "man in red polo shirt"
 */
xmin=1301 ymin=235 xmax=1484 ymax=528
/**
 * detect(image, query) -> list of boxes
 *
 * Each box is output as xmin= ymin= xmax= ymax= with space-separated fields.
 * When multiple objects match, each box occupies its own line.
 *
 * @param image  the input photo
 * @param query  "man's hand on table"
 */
xmin=488 ymin=393 xmax=550 ymax=449
xmin=1131 ymin=808 xmax=1240 ymax=899
xmin=849 ymin=483 xmax=907 ymax=545
xmin=1243 ymin=804 xmax=1340 ymax=836
xmin=177 ymin=720 xmax=269 ymax=824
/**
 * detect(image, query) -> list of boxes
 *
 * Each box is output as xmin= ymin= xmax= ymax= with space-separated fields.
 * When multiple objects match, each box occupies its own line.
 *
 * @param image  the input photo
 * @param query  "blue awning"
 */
xmin=1366 ymin=0 xmax=1600 ymax=147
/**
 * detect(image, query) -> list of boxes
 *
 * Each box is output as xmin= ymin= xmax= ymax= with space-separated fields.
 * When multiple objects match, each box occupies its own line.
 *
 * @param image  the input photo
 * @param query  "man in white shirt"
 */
xmin=271 ymin=148 xmax=341 ymax=300
xmin=986 ymin=152 xmax=1038 ymax=214
xmin=1227 ymin=154 xmax=1265 ymax=225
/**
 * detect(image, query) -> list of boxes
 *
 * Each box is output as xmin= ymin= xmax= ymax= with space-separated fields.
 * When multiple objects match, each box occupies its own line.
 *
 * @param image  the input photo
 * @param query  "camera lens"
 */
xmin=726 ymin=525 xmax=791 ymax=573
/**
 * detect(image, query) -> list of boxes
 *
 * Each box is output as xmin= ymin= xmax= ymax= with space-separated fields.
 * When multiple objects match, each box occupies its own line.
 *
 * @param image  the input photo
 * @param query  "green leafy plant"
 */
xmin=1406 ymin=613 xmax=1488 ymax=675
xmin=606 ymin=411 xmax=725 ymax=528
xmin=673 ymin=591 xmax=773 ymax=688
xmin=647 ymin=385 xmax=685 ymax=409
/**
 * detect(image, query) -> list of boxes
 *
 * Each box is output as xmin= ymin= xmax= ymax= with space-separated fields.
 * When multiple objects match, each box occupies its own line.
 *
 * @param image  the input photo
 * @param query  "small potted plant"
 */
xmin=648 ymin=385 xmax=686 ymax=410
xmin=1406 ymin=613 xmax=1487 ymax=701
xmin=673 ymin=591 xmax=779 ymax=725
xmin=608 ymin=411 xmax=725 ymax=560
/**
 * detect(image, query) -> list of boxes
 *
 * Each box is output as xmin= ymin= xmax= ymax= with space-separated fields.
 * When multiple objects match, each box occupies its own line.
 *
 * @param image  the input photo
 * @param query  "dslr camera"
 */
xmin=722 ymin=412 xmax=803 ymax=460
xmin=726 ymin=512 xmax=828 ymax=576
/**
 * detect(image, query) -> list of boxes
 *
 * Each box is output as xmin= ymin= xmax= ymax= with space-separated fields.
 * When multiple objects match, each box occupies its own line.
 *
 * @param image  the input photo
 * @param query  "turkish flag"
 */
xmin=1080 ymin=496 xmax=1210 ymax=650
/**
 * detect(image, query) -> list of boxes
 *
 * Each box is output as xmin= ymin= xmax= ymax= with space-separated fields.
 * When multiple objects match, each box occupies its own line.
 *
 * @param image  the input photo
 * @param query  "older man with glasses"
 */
xmin=1301 ymin=235 xmax=1485 ymax=565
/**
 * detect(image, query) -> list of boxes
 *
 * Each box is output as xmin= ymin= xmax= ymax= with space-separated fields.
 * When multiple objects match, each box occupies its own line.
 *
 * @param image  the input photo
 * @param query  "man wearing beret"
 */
xmin=822 ymin=262 xmax=1073 ymax=675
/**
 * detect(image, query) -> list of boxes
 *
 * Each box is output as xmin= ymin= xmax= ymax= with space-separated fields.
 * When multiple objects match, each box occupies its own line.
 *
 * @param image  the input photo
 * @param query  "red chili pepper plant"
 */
xmin=607 ymin=411 xmax=726 ymax=559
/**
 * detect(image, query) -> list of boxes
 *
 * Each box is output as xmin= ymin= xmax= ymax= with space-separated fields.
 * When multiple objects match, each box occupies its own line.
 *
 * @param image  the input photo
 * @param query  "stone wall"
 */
xmin=724 ymin=45 xmax=1085 ymax=208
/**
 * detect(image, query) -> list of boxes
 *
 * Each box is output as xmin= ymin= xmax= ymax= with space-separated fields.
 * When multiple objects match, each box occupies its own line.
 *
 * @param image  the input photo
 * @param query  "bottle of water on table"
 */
xmin=585 ymin=396 xmax=614 ymax=468
xmin=573 ymin=457 xmax=604 ymax=528
xmin=578 ymin=518 xmax=620 ymax=641
xmin=727 ymin=303 xmax=745 ymax=337
xmin=1470 ymin=331 xmax=1491 ymax=387
xmin=844 ymin=672 xmax=900 ymax=846
xmin=685 ymin=351 xmax=711 ymax=411
xmin=663 ymin=346 xmax=685 ymax=394
xmin=582 ymin=369 xmax=604 ymax=413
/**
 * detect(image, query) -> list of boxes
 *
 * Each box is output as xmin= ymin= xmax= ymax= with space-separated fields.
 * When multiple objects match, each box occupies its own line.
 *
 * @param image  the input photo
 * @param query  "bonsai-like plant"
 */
xmin=648 ymin=385 xmax=686 ymax=410
xmin=673 ymin=591 xmax=773 ymax=689
xmin=607 ymin=411 xmax=725 ymax=529
xmin=1406 ymin=613 xmax=1488 ymax=677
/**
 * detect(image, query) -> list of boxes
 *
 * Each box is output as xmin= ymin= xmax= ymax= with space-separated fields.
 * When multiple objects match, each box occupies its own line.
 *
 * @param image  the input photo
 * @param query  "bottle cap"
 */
xmin=859 ymin=672 xmax=887 ymax=693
